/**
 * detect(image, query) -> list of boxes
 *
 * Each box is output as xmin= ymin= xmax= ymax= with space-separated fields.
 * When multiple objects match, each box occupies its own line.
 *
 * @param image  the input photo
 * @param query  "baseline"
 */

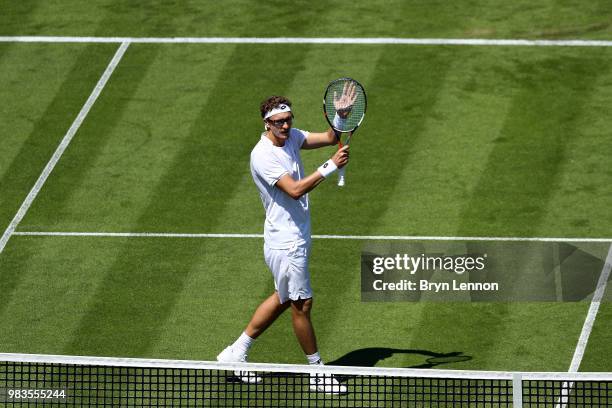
xmin=1 ymin=36 xmax=612 ymax=47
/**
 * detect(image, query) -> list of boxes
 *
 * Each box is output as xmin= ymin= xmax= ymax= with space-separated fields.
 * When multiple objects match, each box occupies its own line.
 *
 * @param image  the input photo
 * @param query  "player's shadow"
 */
xmin=327 ymin=348 xmax=472 ymax=369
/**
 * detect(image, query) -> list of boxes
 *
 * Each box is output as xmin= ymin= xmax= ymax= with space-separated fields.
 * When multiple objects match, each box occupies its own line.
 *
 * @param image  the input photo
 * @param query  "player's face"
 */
xmin=267 ymin=112 xmax=293 ymax=140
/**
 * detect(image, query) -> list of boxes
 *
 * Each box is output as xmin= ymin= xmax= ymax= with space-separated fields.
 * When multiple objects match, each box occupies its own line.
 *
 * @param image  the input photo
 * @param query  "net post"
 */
xmin=512 ymin=373 xmax=523 ymax=408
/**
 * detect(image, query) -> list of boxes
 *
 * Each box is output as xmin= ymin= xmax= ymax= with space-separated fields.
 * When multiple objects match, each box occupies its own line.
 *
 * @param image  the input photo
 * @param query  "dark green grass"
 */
xmin=1 ymin=0 xmax=612 ymax=39
xmin=0 ymin=41 xmax=610 ymax=374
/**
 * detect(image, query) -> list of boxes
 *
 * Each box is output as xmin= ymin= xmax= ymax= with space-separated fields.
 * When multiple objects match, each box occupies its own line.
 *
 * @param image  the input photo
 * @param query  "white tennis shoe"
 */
xmin=309 ymin=374 xmax=347 ymax=394
xmin=216 ymin=345 xmax=262 ymax=384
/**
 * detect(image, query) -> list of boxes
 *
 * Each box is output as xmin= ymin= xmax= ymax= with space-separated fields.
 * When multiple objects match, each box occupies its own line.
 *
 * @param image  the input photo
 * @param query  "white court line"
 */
xmin=1 ymin=36 xmax=612 ymax=47
xmin=11 ymin=231 xmax=612 ymax=242
xmin=555 ymin=243 xmax=612 ymax=408
xmin=569 ymin=243 xmax=612 ymax=371
xmin=0 ymin=42 xmax=130 ymax=255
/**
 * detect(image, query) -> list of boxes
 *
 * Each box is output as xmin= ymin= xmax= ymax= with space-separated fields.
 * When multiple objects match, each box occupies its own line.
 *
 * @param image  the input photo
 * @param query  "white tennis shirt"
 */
xmin=250 ymin=128 xmax=311 ymax=249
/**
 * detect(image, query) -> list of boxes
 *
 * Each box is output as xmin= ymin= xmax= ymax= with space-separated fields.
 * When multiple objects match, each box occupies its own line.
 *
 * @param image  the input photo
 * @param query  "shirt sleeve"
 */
xmin=251 ymin=149 xmax=287 ymax=187
xmin=292 ymin=128 xmax=309 ymax=149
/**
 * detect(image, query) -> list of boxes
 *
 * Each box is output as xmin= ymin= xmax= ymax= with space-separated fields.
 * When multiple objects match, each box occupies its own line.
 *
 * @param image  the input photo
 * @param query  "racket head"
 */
xmin=323 ymin=77 xmax=367 ymax=134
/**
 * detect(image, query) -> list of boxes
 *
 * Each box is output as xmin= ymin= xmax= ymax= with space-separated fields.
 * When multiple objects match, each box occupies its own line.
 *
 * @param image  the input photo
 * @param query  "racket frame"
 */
xmin=322 ymin=77 xmax=367 ymax=140
xmin=322 ymin=77 xmax=367 ymax=186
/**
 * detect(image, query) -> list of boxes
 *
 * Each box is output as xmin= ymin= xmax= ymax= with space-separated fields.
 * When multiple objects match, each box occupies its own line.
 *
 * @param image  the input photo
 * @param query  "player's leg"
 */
xmin=246 ymin=292 xmax=291 ymax=338
xmin=285 ymin=243 xmax=347 ymax=395
xmin=290 ymin=298 xmax=317 ymax=355
xmin=217 ymin=244 xmax=293 ymax=383
xmin=217 ymin=293 xmax=289 ymax=384
xmin=285 ymin=245 xmax=323 ymax=365
xmin=219 ymin=292 xmax=289 ymax=359
xmin=290 ymin=298 xmax=346 ymax=394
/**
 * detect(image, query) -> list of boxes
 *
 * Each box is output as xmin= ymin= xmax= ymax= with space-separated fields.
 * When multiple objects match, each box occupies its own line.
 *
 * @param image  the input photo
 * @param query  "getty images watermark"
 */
xmin=370 ymin=253 xmax=496 ymax=293
xmin=361 ymin=241 xmax=610 ymax=302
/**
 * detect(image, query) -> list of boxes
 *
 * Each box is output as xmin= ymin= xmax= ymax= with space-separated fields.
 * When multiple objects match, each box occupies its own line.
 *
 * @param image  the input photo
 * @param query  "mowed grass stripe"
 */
xmin=312 ymin=46 xmax=454 ymax=236
xmin=449 ymin=48 xmax=608 ymax=370
xmin=373 ymin=48 xmax=512 ymax=236
xmin=405 ymin=303 xmax=594 ymax=371
xmin=0 ymin=237 xmax=129 ymax=353
xmin=0 ymin=44 xmax=118 ymax=316
xmin=0 ymin=0 xmax=39 ymax=62
xmin=0 ymin=0 xmax=56 ymax=70
xmin=458 ymin=48 xmax=609 ymax=237
xmin=0 ymin=43 xmax=102 ymax=212
xmin=0 ymin=0 xmax=192 ymax=38
xmin=539 ymin=51 xmax=612 ymax=238
xmin=18 ymin=45 xmax=160 ymax=231
xmin=1 ymin=1 xmax=612 ymax=39
xmin=20 ymin=45 xmax=236 ymax=232
xmin=64 ymin=44 xmax=312 ymax=357
xmin=146 ymin=239 xmax=272 ymax=360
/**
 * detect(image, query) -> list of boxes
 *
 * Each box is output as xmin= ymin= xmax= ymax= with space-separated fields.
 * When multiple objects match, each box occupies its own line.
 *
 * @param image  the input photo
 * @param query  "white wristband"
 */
xmin=317 ymin=159 xmax=338 ymax=178
xmin=332 ymin=113 xmax=346 ymax=129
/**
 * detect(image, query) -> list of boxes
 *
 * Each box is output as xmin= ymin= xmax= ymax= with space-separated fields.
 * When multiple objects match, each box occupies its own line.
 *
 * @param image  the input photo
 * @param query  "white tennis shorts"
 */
xmin=264 ymin=242 xmax=312 ymax=303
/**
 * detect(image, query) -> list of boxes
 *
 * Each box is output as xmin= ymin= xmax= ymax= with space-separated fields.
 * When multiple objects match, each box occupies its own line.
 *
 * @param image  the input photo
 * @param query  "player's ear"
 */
xmin=264 ymin=121 xmax=269 ymax=131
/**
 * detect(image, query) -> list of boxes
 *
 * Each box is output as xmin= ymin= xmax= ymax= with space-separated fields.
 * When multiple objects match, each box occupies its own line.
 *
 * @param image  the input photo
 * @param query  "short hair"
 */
xmin=260 ymin=96 xmax=292 ymax=118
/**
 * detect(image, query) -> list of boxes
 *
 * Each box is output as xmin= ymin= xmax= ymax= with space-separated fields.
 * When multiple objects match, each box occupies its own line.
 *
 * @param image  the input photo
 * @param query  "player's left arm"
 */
xmin=301 ymin=128 xmax=337 ymax=149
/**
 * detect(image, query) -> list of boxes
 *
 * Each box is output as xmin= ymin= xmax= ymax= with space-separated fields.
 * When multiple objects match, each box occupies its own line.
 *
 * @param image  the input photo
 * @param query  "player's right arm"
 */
xmin=276 ymin=146 xmax=349 ymax=200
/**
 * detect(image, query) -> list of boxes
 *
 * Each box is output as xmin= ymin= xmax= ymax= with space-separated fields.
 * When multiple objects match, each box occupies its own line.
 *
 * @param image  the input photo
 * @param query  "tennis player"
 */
xmin=217 ymin=94 xmax=353 ymax=393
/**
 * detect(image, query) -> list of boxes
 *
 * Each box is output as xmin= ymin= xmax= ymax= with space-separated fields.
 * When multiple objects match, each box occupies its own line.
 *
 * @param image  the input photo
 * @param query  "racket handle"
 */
xmin=337 ymin=167 xmax=346 ymax=187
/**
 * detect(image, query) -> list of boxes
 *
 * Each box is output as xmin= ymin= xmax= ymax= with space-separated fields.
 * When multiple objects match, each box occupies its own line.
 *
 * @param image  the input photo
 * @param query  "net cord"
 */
xmin=1 ymin=353 xmax=610 ymax=382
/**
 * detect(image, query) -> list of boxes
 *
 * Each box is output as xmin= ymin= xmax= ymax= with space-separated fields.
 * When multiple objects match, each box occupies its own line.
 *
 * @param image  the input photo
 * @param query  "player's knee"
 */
xmin=302 ymin=298 xmax=313 ymax=313
xmin=291 ymin=298 xmax=313 ymax=315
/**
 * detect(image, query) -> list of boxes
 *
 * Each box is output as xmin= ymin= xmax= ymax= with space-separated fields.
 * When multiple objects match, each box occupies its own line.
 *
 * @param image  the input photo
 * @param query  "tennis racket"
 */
xmin=323 ymin=77 xmax=367 ymax=186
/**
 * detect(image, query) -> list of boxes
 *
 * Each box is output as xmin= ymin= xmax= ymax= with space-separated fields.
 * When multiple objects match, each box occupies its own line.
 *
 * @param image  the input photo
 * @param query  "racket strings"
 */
xmin=324 ymin=80 xmax=366 ymax=133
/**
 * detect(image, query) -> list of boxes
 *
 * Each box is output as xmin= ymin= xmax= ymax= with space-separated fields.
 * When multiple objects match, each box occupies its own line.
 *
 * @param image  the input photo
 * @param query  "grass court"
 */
xmin=0 ymin=1 xmax=611 ymax=378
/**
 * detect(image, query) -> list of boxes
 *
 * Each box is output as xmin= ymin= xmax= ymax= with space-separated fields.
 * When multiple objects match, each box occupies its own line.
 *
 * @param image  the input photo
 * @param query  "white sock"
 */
xmin=232 ymin=332 xmax=255 ymax=358
xmin=306 ymin=351 xmax=323 ymax=365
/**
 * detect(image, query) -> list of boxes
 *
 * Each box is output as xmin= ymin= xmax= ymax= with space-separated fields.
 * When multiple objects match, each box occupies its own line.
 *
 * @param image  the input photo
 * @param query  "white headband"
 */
xmin=264 ymin=104 xmax=292 ymax=119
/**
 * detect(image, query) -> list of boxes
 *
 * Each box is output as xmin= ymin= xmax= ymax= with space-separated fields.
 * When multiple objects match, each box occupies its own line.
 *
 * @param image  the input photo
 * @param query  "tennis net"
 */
xmin=0 ymin=353 xmax=610 ymax=407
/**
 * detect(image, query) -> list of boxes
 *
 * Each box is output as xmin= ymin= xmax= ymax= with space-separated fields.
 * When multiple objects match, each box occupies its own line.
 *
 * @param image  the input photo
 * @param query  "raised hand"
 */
xmin=333 ymin=81 xmax=357 ymax=118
